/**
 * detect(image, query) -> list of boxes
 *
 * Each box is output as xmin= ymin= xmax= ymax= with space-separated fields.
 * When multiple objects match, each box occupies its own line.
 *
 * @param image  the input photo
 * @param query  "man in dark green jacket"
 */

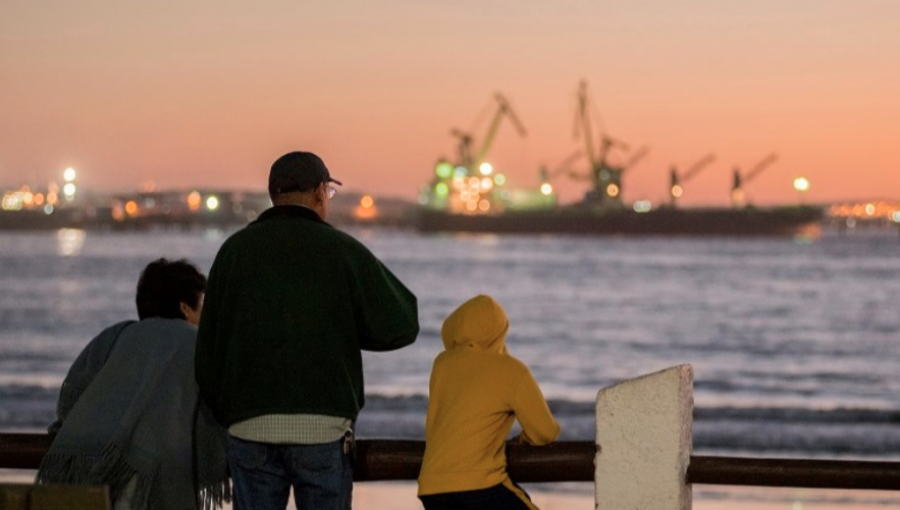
xmin=195 ymin=151 xmax=419 ymax=510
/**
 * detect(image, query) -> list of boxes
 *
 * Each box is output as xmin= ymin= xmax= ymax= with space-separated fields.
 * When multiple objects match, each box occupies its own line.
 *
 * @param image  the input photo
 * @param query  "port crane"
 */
xmin=450 ymin=93 xmax=527 ymax=174
xmin=423 ymin=93 xmax=528 ymax=214
xmin=731 ymin=153 xmax=778 ymax=208
xmin=669 ymin=153 xmax=716 ymax=207
xmin=571 ymin=80 xmax=648 ymax=207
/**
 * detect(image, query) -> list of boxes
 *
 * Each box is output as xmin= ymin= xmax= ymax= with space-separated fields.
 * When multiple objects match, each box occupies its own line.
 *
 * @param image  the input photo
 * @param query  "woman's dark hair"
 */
xmin=135 ymin=258 xmax=207 ymax=320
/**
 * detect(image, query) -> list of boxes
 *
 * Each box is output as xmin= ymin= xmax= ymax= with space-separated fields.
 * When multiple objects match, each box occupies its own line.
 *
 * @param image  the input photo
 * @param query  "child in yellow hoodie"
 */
xmin=418 ymin=295 xmax=560 ymax=510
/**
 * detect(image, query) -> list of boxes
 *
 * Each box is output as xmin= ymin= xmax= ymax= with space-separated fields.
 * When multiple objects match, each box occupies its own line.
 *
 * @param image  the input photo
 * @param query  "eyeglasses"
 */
xmin=325 ymin=185 xmax=337 ymax=199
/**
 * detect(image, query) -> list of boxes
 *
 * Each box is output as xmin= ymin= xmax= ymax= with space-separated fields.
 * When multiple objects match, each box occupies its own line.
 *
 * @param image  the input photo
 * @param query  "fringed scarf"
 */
xmin=37 ymin=318 xmax=231 ymax=510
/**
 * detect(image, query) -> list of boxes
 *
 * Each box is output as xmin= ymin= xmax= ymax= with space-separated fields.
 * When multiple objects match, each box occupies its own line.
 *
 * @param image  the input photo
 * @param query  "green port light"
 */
xmin=436 ymin=162 xmax=453 ymax=179
xmin=435 ymin=183 xmax=449 ymax=196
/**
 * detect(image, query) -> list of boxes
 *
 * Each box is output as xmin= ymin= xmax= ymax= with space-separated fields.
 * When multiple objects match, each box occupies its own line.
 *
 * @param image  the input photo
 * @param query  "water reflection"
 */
xmin=56 ymin=228 xmax=86 ymax=257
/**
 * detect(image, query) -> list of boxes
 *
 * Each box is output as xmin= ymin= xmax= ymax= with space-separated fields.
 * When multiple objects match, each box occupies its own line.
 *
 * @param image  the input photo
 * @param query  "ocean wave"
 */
xmin=4 ymin=387 xmax=899 ymax=459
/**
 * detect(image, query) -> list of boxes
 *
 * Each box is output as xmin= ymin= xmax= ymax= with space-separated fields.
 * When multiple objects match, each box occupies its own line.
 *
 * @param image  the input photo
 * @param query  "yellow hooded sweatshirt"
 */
xmin=417 ymin=295 xmax=560 ymax=507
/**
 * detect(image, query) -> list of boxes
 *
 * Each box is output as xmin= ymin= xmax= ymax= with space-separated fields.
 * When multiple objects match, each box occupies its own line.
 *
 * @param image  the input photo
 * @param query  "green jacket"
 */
xmin=196 ymin=205 xmax=419 ymax=426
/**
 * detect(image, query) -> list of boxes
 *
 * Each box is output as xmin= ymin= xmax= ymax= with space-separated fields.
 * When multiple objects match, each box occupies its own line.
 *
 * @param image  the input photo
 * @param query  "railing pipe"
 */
xmin=3 ymin=434 xmax=900 ymax=490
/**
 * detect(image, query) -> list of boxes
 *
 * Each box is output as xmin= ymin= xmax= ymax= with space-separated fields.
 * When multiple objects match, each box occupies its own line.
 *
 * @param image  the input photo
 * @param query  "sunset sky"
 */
xmin=2 ymin=1 xmax=898 ymax=206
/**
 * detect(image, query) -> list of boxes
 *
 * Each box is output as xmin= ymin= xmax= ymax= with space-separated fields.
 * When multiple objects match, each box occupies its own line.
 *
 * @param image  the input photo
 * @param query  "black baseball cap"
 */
xmin=268 ymin=151 xmax=343 ymax=196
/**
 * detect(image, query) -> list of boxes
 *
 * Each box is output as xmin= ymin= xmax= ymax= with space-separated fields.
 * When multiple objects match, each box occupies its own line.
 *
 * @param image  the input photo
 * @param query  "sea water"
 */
xmin=1 ymin=227 xmax=899 ymax=505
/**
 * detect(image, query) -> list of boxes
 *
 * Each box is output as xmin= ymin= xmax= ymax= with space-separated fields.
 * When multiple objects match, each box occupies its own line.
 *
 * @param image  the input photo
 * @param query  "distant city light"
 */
xmin=493 ymin=174 xmax=506 ymax=186
xmin=606 ymin=183 xmax=620 ymax=197
xmin=892 ymin=211 xmax=900 ymax=223
xmin=63 ymin=167 xmax=76 ymax=182
xmin=671 ymin=185 xmax=683 ymax=198
xmin=478 ymin=199 xmax=490 ymax=212
xmin=187 ymin=191 xmax=202 ymax=211
xmin=206 ymin=196 xmax=220 ymax=211
xmin=793 ymin=177 xmax=810 ymax=192
xmin=540 ymin=183 xmax=553 ymax=195
xmin=865 ymin=203 xmax=875 ymax=216
xmin=111 ymin=204 xmax=125 ymax=221
xmin=481 ymin=177 xmax=493 ymax=190
xmin=63 ymin=183 xmax=76 ymax=200
xmin=2 ymin=193 xmax=23 ymax=211
xmin=479 ymin=162 xmax=493 ymax=176
xmin=435 ymin=183 xmax=449 ymax=196
xmin=633 ymin=200 xmax=652 ymax=213
xmin=125 ymin=201 xmax=139 ymax=216
xmin=44 ymin=204 xmax=54 ymax=215
xmin=354 ymin=195 xmax=377 ymax=220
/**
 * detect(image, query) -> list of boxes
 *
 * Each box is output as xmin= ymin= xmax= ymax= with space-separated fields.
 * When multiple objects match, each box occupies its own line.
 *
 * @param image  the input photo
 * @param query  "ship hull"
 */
xmin=417 ymin=206 xmax=824 ymax=237
xmin=0 ymin=209 xmax=86 ymax=231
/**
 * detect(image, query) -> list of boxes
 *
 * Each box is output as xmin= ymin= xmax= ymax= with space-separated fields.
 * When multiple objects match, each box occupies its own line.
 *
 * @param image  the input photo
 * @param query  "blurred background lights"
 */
xmin=125 ymin=200 xmax=139 ymax=216
xmin=62 ymin=183 xmax=76 ymax=200
xmin=435 ymin=162 xmax=453 ymax=179
xmin=187 ymin=191 xmax=202 ymax=210
xmin=63 ymin=167 xmax=76 ymax=182
xmin=206 ymin=196 xmax=220 ymax=211
xmin=633 ymin=200 xmax=652 ymax=213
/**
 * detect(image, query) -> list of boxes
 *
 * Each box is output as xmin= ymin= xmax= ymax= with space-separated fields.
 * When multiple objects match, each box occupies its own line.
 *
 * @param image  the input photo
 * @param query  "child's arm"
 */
xmin=512 ymin=367 xmax=561 ymax=445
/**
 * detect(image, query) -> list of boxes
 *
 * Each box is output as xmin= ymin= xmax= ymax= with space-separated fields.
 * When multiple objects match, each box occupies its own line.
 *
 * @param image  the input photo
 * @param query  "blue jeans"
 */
xmin=226 ymin=435 xmax=353 ymax=510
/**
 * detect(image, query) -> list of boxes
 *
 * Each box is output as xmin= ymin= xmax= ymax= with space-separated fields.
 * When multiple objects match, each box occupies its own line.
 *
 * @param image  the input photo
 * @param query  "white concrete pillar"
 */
xmin=595 ymin=365 xmax=694 ymax=510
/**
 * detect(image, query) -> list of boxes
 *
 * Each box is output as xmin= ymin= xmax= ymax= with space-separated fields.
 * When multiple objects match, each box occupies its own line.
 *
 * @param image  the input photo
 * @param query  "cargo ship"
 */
xmin=418 ymin=204 xmax=823 ymax=237
xmin=416 ymin=83 xmax=824 ymax=237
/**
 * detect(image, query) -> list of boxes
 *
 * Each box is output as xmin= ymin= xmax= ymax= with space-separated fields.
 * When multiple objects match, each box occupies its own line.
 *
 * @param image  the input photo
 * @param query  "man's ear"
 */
xmin=314 ymin=182 xmax=326 ymax=204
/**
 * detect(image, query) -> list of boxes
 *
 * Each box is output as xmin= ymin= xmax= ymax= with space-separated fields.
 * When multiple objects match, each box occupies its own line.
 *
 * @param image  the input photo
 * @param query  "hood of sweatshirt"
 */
xmin=441 ymin=294 xmax=509 ymax=354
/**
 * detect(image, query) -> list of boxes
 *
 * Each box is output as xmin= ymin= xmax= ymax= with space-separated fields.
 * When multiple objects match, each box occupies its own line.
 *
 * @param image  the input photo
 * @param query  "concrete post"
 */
xmin=595 ymin=365 xmax=694 ymax=510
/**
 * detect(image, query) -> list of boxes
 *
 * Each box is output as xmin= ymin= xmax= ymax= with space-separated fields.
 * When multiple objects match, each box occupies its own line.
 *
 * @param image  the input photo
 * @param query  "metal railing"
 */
xmin=3 ymin=434 xmax=899 ymax=490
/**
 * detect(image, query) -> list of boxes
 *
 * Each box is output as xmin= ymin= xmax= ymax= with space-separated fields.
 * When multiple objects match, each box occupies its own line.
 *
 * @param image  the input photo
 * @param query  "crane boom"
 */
xmin=682 ymin=153 xmax=716 ymax=182
xmin=474 ymin=93 xmax=527 ymax=168
xmin=623 ymin=146 xmax=650 ymax=171
xmin=744 ymin=153 xmax=778 ymax=183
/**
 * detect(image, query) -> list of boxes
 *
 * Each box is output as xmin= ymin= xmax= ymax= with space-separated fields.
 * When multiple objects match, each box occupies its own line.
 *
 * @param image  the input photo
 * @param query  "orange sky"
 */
xmin=2 ymin=1 xmax=898 ymax=206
